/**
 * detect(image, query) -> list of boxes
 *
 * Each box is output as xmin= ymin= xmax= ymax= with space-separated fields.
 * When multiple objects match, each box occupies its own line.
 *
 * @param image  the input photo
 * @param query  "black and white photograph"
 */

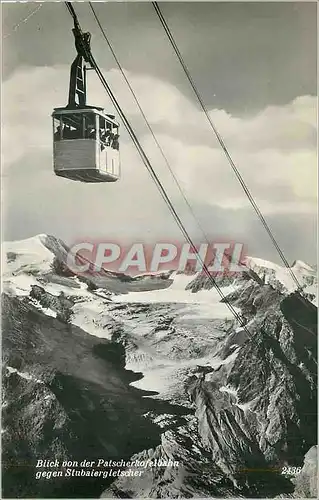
xmin=1 ymin=1 xmax=318 ymax=498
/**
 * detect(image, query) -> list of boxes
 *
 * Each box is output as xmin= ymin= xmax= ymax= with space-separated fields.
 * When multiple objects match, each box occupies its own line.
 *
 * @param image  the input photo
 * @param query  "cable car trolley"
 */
xmin=52 ymin=12 xmax=120 ymax=183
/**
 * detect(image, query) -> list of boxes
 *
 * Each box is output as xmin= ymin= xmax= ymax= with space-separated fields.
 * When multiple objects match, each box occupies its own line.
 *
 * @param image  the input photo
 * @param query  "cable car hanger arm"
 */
xmin=65 ymin=2 xmax=93 ymax=107
xmin=66 ymin=2 xmax=91 ymax=62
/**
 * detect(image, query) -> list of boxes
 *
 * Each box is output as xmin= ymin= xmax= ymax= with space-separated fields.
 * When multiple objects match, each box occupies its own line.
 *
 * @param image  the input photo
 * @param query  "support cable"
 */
xmin=152 ymin=1 xmax=303 ymax=292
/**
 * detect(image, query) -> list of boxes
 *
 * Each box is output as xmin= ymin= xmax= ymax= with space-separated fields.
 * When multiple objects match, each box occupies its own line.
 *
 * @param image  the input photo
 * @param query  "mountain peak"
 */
xmin=2 ymin=234 xmax=68 ymax=278
xmin=291 ymin=259 xmax=315 ymax=274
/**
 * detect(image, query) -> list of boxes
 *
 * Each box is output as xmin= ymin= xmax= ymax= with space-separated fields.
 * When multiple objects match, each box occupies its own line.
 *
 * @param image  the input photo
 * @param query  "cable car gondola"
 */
xmin=52 ymin=21 xmax=120 ymax=183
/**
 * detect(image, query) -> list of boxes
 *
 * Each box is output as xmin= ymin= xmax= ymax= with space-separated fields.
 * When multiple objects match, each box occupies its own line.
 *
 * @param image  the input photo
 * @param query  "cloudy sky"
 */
xmin=2 ymin=1 xmax=317 ymax=264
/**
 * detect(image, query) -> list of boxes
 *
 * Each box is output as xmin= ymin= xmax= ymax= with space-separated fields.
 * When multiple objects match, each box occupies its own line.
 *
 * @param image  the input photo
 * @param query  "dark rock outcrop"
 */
xmin=2 ymin=294 xmax=182 ymax=498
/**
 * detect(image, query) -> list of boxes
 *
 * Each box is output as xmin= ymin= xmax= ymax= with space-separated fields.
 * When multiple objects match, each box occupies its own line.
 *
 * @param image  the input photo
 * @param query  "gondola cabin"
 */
xmin=52 ymin=106 xmax=120 ymax=183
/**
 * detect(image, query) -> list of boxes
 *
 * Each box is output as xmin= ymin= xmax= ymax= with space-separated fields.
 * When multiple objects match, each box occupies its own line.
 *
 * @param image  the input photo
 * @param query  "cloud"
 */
xmin=2 ymin=65 xmax=317 ymax=263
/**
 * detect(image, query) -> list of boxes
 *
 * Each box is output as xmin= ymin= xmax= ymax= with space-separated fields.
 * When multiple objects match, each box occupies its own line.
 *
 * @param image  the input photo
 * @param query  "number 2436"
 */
xmin=281 ymin=466 xmax=302 ymax=475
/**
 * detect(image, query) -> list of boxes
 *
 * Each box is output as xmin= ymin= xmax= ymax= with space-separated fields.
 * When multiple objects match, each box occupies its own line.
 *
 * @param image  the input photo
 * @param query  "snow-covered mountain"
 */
xmin=244 ymin=256 xmax=317 ymax=295
xmin=2 ymin=234 xmax=179 ymax=296
xmin=186 ymin=253 xmax=317 ymax=302
xmin=1 ymin=234 xmax=318 ymax=498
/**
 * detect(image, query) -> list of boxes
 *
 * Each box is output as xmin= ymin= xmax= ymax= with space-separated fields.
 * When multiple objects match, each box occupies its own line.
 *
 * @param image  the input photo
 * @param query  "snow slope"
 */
xmin=115 ymin=270 xmax=238 ymax=318
xmin=115 ymin=287 xmax=238 ymax=319
xmin=2 ymin=234 xmax=55 ymax=275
